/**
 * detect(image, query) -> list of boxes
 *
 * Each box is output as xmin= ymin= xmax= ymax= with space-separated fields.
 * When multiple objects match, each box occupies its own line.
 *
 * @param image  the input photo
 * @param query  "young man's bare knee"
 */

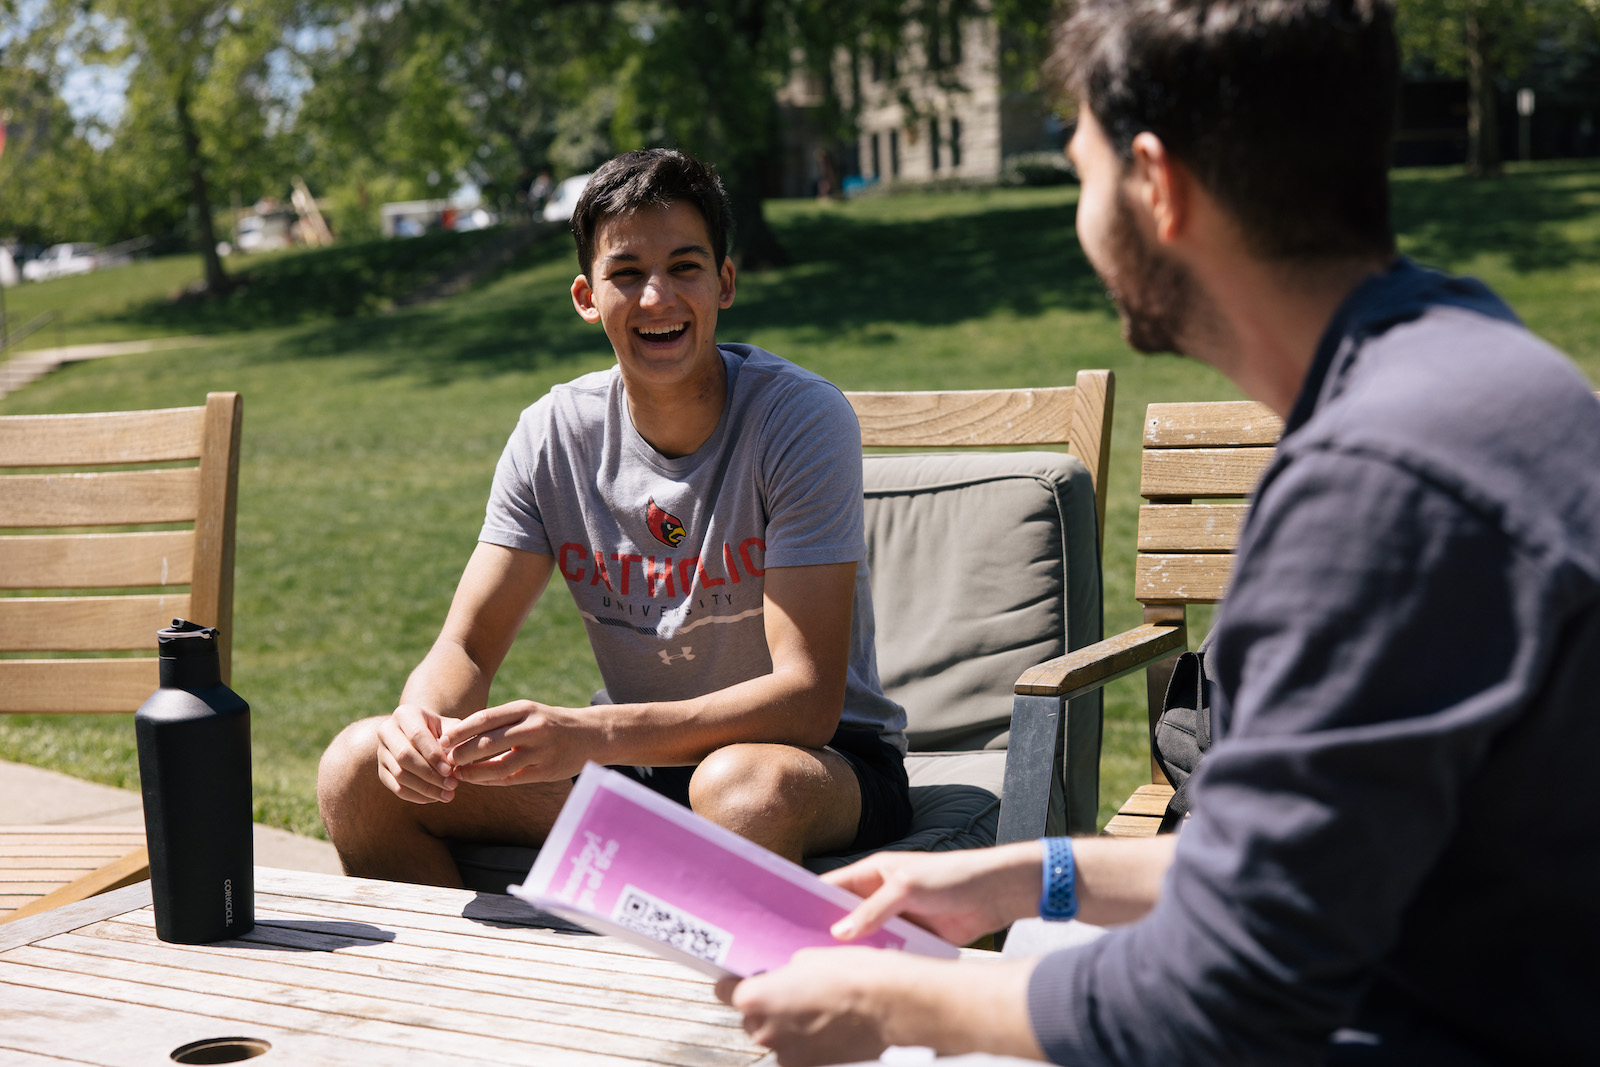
xmin=688 ymin=744 xmax=859 ymax=860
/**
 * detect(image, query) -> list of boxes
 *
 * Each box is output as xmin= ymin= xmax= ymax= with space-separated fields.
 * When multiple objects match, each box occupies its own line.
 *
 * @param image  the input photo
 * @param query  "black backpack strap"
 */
xmin=1153 ymin=633 xmax=1216 ymax=834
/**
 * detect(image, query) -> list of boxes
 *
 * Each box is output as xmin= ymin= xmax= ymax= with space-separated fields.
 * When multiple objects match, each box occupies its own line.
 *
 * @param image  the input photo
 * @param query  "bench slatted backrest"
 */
xmin=0 ymin=393 xmax=243 ymax=713
xmin=1135 ymin=400 xmax=1282 ymax=608
xmin=845 ymin=369 xmax=1114 ymax=549
xmin=1128 ymin=400 xmax=1282 ymax=783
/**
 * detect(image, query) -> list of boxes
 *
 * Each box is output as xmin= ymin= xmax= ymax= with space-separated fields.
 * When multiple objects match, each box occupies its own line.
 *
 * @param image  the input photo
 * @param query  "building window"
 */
xmin=870 ymin=133 xmax=881 ymax=179
xmin=890 ymin=129 xmax=900 ymax=178
xmin=921 ymin=6 xmax=962 ymax=69
xmin=930 ymin=116 xmax=941 ymax=171
xmin=950 ymin=117 xmax=962 ymax=168
xmin=868 ymin=42 xmax=898 ymax=82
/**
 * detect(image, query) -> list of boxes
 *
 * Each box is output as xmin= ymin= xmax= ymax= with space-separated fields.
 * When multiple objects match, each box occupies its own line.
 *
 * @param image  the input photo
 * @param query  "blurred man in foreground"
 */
xmin=718 ymin=2 xmax=1600 ymax=1064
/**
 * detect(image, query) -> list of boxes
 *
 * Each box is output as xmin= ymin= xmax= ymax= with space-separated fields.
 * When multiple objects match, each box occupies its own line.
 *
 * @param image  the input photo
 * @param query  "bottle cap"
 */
xmin=157 ymin=619 xmax=220 ymax=659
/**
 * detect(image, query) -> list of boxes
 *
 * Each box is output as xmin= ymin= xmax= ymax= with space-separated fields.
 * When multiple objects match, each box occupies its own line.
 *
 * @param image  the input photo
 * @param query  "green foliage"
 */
xmin=1397 ymin=0 xmax=1580 ymax=79
xmin=1395 ymin=0 xmax=1600 ymax=174
xmin=1001 ymin=150 xmax=1077 ymax=186
xmin=295 ymin=0 xmax=623 ymax=231
xmin=0 ymin=0 xmax=332 ymax=261
xmin=4 ymin=166 xmax=1598 ymax=836
xmin=2 ymin=226 xmax=525 ymax=348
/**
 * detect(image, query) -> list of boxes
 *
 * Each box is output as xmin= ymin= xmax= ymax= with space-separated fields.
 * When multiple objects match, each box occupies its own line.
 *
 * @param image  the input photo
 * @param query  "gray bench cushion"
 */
xmin=803 ymin=753 xmax=1005 ymax=873
xmin=863 ymin=451 xmax=1101 ymax=752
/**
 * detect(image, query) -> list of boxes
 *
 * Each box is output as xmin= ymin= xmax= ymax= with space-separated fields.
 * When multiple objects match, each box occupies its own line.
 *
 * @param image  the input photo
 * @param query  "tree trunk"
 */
xmin=726 ymin=153 xmax=788 ymax=271
xmin=1465 ymin=11 xmax=1502 ymax=177
xmin=698 ymin=0 xmax=786 ymax=271
xmin=175 ymin=82 xmax=231 ymax=294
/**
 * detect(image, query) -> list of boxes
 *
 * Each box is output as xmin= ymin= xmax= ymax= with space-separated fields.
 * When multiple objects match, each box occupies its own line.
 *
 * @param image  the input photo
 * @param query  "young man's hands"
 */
xmin=374 ymin=703 xmax=460 ymax=804
xmin=375 ymin=698 xmax=606 ymax=803
xmin=439 ymin=700 xmax=602 ymax=786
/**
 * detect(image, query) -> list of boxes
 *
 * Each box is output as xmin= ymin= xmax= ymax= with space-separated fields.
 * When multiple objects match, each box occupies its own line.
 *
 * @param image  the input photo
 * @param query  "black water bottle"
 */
xmin=135 ymin=619 xmax=254 ymax=943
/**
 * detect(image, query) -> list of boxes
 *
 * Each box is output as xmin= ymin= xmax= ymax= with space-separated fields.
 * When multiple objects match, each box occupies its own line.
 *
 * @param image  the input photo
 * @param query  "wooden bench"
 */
xmin=1012 ymin=399 xmax=1284 ymax=837
xmin=0 ymin=826 xmax=150 ymax=923
xmin=0 ymin=393 xmax=243 ymax=917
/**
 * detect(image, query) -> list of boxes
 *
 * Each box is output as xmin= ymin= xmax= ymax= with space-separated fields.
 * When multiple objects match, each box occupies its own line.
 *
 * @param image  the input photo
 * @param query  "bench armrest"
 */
xmin=1014 ymin=622 xmax=1187 ymax=701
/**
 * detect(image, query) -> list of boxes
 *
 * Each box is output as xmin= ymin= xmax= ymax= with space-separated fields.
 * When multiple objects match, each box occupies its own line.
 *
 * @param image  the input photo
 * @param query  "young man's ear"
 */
xmin=571 ymin=273 xmax=603 ymax=324
xmin=718 ymin=258 xmax=737 ymax=310
xmin=1127 ymin=131 xmax=1190 ymax=245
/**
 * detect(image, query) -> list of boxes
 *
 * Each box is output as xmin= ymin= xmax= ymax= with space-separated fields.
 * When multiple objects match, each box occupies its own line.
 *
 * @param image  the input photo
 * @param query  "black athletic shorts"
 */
xmin=611 ymin=726 xmax=912 ymax=853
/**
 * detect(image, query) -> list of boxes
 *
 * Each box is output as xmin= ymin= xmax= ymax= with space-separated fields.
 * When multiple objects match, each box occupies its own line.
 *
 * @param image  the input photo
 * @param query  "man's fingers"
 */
xmin=822 ymin=858 xmax=887 ymax=896
xmin=451 ymin=752 xmax=566 ymax=787
xmin=446 ymin=728 xmax=518 ymax=767
xmin=713 ymin=976 xmax=741 ymax=1005
xmin=382 ymin=709 xmax=456 ymax=781
xmin=439 ymin=703 xmax=528 ymax=750
xmin=377 ymin=759 xmax=457 ymax=804
xmin=830 ymin=880 xmax=907 ymax=941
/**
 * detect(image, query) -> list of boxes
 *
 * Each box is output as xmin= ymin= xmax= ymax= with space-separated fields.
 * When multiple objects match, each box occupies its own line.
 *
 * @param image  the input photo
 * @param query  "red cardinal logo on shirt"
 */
xmin=646 ymin=498 xmax=687 ymax=547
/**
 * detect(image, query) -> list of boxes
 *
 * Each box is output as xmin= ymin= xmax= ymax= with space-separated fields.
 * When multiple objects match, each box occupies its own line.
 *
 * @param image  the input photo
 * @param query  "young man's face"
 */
xmin=1068 ymin=108 xmax=1197 ymax=355
xmin=572 ymin=199 xmax=737 ymax=392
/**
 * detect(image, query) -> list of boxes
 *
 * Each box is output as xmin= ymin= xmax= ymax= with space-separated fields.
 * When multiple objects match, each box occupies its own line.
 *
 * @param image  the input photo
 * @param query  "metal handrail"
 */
xmin=0 ymin=310 xmax=58 ymax=354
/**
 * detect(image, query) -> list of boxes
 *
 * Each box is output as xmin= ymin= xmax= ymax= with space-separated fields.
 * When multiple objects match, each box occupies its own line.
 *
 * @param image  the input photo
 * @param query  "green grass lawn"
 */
xmin=3 ymin=161 xmax=1598 ymax=838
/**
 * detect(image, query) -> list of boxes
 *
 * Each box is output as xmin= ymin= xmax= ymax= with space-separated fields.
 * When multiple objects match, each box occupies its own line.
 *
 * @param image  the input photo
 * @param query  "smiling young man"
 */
xmin=716 ymin=2 xmax=1600 ymax=1065
xmin=317 ymin=149 xmax=910 ymax=885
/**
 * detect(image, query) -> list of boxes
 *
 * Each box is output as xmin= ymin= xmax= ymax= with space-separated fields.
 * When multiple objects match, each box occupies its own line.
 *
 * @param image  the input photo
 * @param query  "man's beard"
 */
xmin=1099 ymin=191 xmax=1198 ymax=355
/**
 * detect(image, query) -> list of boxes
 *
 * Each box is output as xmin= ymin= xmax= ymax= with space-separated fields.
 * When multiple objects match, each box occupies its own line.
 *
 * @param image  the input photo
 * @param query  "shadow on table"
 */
xmin=463 ymin=891 xmax=591 ymax=935
xmin=234 ymin=919 xmax=398 ymax=952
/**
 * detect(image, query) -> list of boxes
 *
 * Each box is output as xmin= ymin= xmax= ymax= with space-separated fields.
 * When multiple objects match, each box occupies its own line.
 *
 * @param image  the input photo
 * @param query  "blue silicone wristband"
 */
xmin=1040 ymin=837 xmax=1078 ymax=921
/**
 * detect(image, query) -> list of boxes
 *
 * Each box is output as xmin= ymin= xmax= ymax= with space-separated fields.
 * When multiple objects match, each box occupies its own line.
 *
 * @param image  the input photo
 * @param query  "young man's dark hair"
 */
xmin=570 ymin=148 xmax=734 ymax=277
xmin=1048 ymin=0 xmax=1399 ymax=261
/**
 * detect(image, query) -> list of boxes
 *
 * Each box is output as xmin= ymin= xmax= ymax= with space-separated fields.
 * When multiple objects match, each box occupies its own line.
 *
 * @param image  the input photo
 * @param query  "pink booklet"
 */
xmin=509 ymin=762 xmax=959 ymax=979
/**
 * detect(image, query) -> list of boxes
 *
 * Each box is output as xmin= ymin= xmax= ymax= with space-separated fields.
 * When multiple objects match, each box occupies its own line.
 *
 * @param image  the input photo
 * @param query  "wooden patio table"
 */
xmin=0 ymin=866 xmax=791 ymax=1066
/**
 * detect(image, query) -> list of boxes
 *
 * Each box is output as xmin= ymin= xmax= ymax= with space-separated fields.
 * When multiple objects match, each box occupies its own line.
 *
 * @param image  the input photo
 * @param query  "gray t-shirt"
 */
xmin=480 ymin=342 xmax=907 ymax=750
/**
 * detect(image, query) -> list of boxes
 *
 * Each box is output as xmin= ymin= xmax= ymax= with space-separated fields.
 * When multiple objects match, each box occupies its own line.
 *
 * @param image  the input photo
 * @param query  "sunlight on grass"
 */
xmin=3 ymin=163 xmax=1598 ymax=837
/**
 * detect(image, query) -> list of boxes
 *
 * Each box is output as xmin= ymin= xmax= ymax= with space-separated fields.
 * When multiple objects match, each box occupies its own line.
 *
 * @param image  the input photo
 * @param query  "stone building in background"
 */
xmin=775 ymin=10 xmax=1065 ymax=197
xmin=853 ymin=14 xmax=1060 ymax=187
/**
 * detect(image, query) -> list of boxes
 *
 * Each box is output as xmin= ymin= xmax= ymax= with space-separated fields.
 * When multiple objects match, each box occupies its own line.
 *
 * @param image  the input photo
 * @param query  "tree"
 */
xmin=1397 ymin=0 xmax=1599 ymax=176
xmin=96 ymin=0 xmax=299 ymax=291
xmin=4 ymin=0 xmax=333 ymax=290
xmin=295 ymin=0 xmax=621 ymax=219
xmin=303 ymin=0 xmax=1058 ymax=269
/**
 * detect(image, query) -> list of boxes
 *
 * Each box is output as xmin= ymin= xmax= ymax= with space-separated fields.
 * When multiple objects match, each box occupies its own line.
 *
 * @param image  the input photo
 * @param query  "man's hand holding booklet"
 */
xmin=510 ymin=763 xmax=959 ymax=978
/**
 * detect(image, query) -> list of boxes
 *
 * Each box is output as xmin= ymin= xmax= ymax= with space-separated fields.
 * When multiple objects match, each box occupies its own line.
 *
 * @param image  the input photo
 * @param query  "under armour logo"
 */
xmin=658 ymin=646 xmax=695 ymax=666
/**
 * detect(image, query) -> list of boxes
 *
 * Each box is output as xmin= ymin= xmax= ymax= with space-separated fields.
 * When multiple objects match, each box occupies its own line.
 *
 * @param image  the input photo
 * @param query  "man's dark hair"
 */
xmin=571 ymin=149 xmax=734 ymax=278
xmin=1049 ymin=0 xmax=1399 ymax=261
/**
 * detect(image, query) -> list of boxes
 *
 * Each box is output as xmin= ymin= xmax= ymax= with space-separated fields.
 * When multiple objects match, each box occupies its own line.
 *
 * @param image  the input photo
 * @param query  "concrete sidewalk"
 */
xmin=0 ymin=758 xmax=340 ymax=874
xmin=0 ymin=337 xmax=209 ymax=399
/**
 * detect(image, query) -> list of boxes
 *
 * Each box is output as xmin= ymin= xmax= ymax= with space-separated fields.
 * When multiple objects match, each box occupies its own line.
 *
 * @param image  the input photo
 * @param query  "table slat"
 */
xmin=0 ymin=978 xmax=497 ymax=1066
xmin=0 ymin=954 xmax=679 ymax=1066
xmin=48 ymin=927 xmax=752 ymax=1051
xmin=0 ymin=868 xmax=796 ymax=1066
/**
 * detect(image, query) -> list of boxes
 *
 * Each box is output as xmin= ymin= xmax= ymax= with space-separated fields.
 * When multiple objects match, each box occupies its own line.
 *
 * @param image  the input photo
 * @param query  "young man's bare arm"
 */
xmin=376 ymin=542 xmax=553 ymax=803
xmin=440 ymin=559 xmax=856 ymax=784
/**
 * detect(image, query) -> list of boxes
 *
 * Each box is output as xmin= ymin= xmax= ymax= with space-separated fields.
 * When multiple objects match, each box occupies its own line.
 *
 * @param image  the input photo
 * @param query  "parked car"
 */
xmin=235 ymin=210 xmax=296 ymax=253
xmin=22 ymin=243 xmax=98 ymax=282
xmin=542 ymin=174 xmax=593 ymax=222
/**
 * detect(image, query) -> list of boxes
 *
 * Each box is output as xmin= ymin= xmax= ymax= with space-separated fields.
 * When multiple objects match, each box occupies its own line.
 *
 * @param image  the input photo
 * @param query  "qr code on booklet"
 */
xmin=612 ymin=884 xmax=734 ymax=966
